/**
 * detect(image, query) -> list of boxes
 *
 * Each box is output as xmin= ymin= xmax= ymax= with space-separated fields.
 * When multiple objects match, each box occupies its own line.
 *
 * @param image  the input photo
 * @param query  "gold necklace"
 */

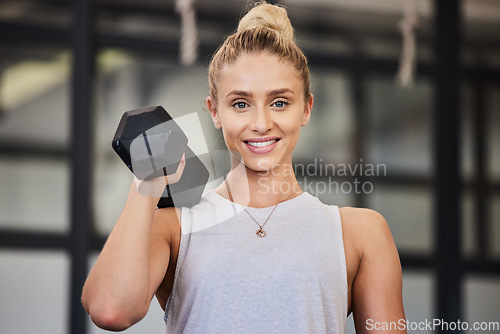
xmin=224 ymin=180 xmax=279 ymax=237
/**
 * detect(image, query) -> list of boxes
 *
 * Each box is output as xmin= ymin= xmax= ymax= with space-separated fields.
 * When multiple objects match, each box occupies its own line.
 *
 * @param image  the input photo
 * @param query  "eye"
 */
xmin=272 ymin=99 xmax=289 ymax=108
xmin=232 ymin=101 xmax=248 ymax=109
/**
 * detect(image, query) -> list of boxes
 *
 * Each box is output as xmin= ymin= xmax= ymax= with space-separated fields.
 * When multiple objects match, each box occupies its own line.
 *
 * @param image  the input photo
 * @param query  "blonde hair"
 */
xmin=208 ymin=2 xmax=310 ymax=105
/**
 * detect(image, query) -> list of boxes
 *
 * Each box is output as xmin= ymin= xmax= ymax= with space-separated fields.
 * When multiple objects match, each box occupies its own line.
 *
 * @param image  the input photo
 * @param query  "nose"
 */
xmin=250 ymin=106 xmax=273 ymax=134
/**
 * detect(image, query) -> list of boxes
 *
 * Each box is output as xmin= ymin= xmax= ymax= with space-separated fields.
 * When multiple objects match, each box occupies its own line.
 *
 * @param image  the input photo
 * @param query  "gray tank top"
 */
xmin=164 ymin=190 xmax=347 ymax=333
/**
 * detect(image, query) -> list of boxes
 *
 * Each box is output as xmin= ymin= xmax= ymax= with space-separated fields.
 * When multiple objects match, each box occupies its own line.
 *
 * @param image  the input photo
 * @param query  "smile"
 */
xmin=243 ymin=138 xmax=280 ymax=154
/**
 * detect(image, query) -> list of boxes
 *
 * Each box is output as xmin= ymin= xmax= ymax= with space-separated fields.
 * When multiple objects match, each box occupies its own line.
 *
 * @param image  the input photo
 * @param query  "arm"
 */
xmin=81 ymin=181 xmax=180 ymax=331
xmin=341 ymin=208 xmax=406 ymax=334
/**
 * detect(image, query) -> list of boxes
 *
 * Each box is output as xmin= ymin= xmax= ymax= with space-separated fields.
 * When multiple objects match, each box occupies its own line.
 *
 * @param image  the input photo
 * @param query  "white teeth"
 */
xmin=247 ymin=139 xmax=277 ymax=147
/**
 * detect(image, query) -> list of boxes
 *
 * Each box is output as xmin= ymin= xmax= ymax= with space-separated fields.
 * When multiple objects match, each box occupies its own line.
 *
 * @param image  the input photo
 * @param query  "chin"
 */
xmin=243 ymin=157 xmax=281 ymax=174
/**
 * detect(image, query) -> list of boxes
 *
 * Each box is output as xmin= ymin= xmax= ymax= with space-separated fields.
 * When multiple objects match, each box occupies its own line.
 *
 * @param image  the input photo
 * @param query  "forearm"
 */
xmin=82 ymin=182 xmax=160 ymax=329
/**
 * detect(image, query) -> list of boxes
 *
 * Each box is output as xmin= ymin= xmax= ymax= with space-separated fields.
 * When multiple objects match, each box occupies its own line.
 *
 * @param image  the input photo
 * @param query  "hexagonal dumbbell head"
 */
xmin=112 ymin=106 xmax=188 ymax=180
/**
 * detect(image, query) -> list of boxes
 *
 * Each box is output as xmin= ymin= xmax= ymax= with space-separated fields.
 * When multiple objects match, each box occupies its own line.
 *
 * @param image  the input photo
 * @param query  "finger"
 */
xmin=166 ymin=153 xmax=186 ymax=185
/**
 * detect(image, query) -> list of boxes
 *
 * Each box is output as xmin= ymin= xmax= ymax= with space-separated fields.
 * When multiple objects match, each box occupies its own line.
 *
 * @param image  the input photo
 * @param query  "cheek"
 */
xmin=277 ymin=113 xmax=304 ymax=135
xmin=219 ymin=115 xmax=245 ymax=144
xmin=219 ymin=111 xmax=246 ymax=132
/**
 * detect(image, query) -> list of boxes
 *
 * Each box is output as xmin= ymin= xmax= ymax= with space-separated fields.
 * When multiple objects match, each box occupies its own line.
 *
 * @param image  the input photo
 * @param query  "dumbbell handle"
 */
xmin=140 ymin=131 xmax=168 ymax=178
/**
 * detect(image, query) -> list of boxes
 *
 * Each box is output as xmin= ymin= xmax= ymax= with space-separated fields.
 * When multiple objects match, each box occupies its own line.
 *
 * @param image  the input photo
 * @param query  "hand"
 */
xmin=134 ymin=154 xmax=186 ymax=198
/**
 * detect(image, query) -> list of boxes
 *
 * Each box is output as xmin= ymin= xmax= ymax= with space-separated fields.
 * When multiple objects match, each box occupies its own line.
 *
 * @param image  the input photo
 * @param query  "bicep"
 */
xmin=147 ymin=207 xmax=180 ymax=301
xmin=352 ymin=211 xmax=406 ymax=334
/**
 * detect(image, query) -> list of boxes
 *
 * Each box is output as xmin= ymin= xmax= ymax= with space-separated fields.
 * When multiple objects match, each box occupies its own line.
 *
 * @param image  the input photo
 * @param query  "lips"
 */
xmin=243 ymin=137 xmax=280 ymax=154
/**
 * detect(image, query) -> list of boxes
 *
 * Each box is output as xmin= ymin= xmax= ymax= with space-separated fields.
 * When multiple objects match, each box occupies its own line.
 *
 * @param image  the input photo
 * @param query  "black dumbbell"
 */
xmin=112 ymin=105 xmax=209 ymax=208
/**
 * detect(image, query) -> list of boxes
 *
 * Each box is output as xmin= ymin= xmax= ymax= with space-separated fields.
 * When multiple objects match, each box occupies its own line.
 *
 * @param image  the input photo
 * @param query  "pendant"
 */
xmin=256 ymin=228 xmax=266 ymax=237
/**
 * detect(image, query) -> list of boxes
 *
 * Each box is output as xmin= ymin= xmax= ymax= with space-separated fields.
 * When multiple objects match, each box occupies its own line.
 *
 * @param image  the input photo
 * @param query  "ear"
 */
xmin=206 ymin=96 xmax=222 ymax=129
xmin=301 ymin=93 xmax=314 ymax=126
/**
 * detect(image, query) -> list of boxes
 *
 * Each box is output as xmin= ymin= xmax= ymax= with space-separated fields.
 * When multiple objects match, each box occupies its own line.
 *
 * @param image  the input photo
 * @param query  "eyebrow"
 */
xmin=226 ymin=90 xmax=252 ymax=98
xmin=225 ymin=88 xmax=295 ymax=98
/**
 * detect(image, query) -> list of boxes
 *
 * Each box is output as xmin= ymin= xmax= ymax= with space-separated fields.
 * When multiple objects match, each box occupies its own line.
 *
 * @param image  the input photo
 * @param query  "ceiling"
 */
xmin=0 ymin=0 xmax=499 ymax=49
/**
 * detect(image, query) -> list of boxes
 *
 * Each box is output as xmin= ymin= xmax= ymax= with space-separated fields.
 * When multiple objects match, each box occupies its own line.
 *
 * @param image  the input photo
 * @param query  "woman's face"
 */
xmin=207 ymin=52 xmax=313 ymax=172
xmin=207 ymin=52 xmax=313 ymax=173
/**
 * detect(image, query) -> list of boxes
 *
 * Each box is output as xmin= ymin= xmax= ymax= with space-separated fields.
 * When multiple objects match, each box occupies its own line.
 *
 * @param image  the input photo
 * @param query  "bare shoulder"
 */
xmin=339 ymin=206 xmax=387 ymax=226
xmin=339 ymin=207 xmax=395 ymax=258
xmin=339 ymin=207 xmax=392 ymax=239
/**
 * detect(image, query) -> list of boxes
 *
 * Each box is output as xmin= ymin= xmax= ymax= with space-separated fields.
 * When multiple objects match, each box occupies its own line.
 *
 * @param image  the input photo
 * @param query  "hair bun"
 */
xmin=237 ymin=3 xmax=294 ymax=40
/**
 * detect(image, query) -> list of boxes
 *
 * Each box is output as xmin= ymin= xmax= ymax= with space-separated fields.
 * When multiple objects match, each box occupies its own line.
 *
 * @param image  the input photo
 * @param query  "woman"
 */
xmin=82 ymin=3 xmax=406 ymax=333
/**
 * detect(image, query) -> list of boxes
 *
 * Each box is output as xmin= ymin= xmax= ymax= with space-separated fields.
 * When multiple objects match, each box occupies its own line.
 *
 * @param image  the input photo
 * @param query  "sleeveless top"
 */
xmin=163 ymin=190 xmax=348 ymax=334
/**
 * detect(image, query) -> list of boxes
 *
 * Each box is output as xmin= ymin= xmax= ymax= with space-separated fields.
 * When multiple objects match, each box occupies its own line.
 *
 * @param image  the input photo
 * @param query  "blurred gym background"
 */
xmin=0 ymin=0 xmax=499 ymax=333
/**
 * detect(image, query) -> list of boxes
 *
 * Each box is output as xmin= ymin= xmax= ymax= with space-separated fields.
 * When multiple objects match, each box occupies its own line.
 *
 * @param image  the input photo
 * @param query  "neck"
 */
xmin=218 ymin=159 xmax=303 ymax=208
